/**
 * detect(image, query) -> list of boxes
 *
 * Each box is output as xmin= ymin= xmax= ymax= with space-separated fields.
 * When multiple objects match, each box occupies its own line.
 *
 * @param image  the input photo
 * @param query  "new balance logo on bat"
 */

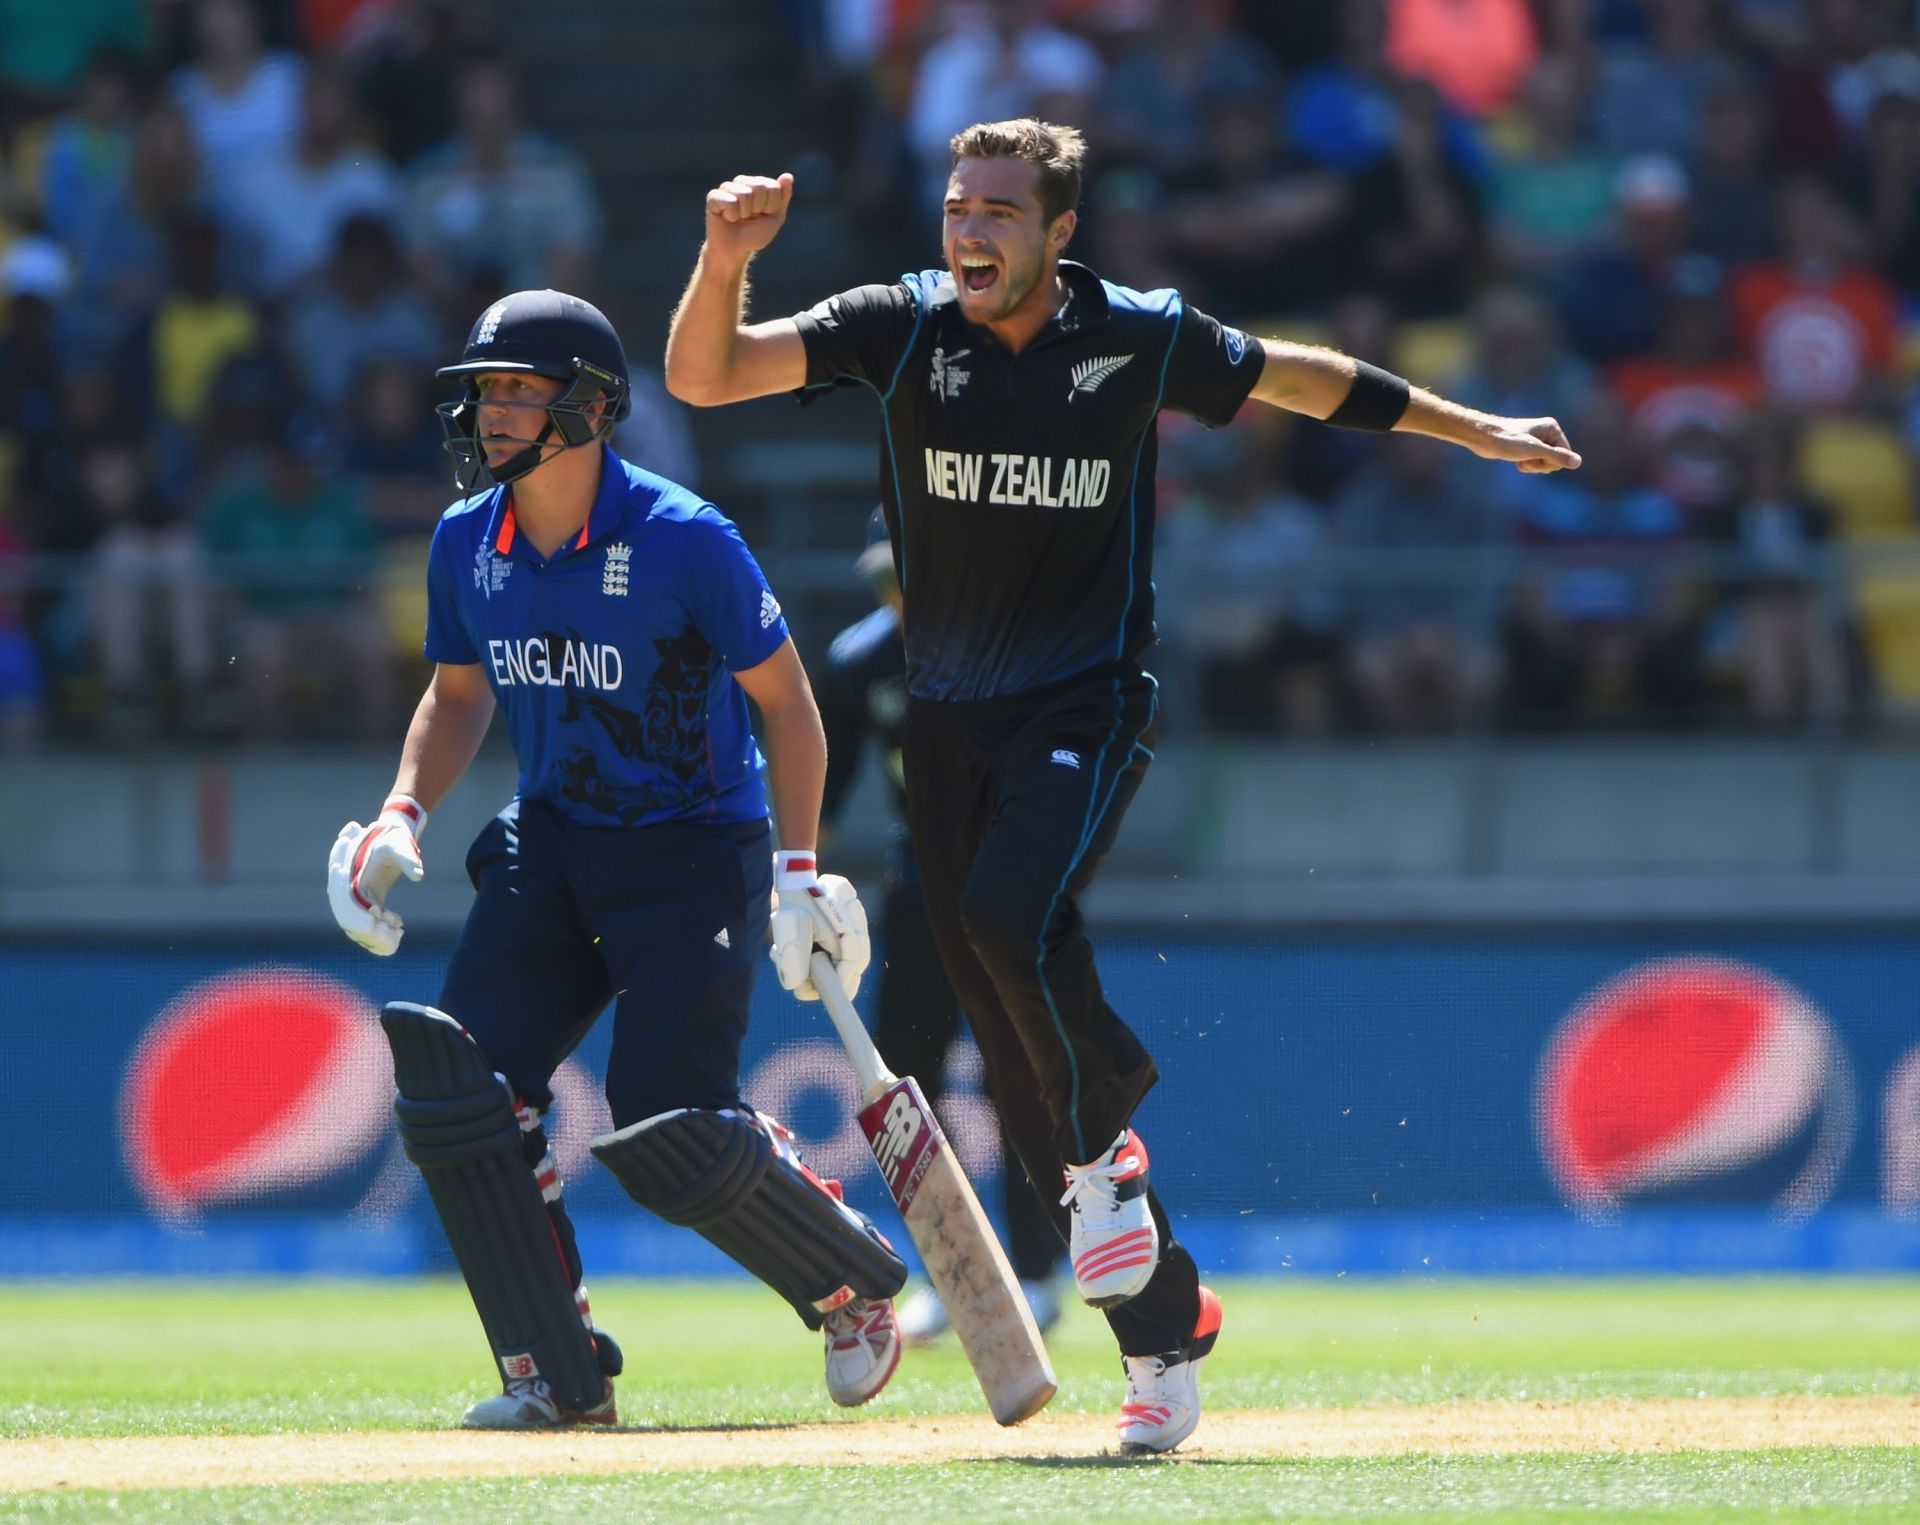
xmin=1069 ymin=353 xmax=1133 ymax=400
xmin=872 ymin=1090 xmax=922 ymax=1183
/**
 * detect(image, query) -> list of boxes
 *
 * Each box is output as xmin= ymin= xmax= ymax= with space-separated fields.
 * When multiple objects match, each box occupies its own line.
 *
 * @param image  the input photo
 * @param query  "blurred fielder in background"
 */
xmin=819 ymin=507 xmax=1067 ymax=1344
xmin=665 ymin=117 xmax=1578 ymax=1453
xmin=326 ymin=289 xmax=902 ymax=1430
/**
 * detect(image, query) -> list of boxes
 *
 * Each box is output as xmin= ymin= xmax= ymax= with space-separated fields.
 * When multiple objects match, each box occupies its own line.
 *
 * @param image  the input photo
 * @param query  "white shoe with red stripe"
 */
xmin=460 ymin=1374 xmax=617 ymax=1430
xmin=1060 ymin=1128 xmax=1157 ymax=1308
xmin=823 ymin=1296 xmax=902 ymax=1406
xmin=1117 ymin=1285 xmax=1223 ymax=1455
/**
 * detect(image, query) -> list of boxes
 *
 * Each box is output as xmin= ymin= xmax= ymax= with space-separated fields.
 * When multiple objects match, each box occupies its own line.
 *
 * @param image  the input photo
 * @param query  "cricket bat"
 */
xmin=809 ymin=951 xmax=1058 ymax=1425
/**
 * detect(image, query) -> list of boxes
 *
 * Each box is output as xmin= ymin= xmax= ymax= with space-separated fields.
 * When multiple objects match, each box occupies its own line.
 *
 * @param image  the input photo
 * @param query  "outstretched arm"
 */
xmin=665 ymin=172 xmax=811 ymax=406
xmin=1251 ymin=339 xmax=1581 ymax=474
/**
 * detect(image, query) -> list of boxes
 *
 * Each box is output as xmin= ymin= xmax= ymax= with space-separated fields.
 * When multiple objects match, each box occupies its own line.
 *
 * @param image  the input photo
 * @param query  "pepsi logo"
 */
xmin=1536 ymin=956 xmax=1855 ymax=1218
xmin=119 ymin=967 xmax=393 ymax=1216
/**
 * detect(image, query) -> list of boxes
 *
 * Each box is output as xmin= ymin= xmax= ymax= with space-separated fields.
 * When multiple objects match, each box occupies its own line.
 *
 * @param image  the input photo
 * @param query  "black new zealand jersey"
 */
xmin=793 ymin=261 xmax=1265 ymax=701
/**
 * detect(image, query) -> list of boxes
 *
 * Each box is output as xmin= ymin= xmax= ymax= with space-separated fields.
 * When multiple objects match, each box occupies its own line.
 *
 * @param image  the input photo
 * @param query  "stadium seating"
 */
xmin=1796 ymin=418 xmax=1914 ymax=539
xmin=1852 ymin=533 xmax=1920 ymax=704
xmin=1392 ymin=319 xmax=1474 ymax=388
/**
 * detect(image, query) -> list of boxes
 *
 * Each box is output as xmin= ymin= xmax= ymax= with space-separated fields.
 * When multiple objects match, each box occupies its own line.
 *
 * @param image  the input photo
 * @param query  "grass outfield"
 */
xmin=2 ymin=1276 xmax=1916 ymax=1520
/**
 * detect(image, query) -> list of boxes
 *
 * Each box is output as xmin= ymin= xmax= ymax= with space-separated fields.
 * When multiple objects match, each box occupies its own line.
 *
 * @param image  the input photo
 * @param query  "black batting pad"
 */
xmin=381 ymin=1002 xmax=604 ymax=1411
xmin=592 ymin=1108 xmax=907 ymax=1329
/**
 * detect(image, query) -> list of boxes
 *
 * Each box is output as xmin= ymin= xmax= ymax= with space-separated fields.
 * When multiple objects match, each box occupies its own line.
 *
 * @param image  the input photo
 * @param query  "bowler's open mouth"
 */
xmin=957 ymin=255 xmax=999 ymax=294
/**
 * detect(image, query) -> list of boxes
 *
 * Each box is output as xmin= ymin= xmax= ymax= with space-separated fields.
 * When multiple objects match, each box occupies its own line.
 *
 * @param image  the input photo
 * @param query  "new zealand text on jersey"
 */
xmin=923 ymin=449 xmax=1112 ymax=508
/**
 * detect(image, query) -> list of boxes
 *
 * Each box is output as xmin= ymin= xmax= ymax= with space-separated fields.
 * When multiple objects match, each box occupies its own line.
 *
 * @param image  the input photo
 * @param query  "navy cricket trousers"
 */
xmin=900 ymin=664 xmax=1201 ymax=1356
xmin=435 ymin=799 xmax=772 ymax=1297
xmin=438 ymin=798 xmax=772 ymax=1125
xmin=870 ymin=851 xmax=1062 ymax=1284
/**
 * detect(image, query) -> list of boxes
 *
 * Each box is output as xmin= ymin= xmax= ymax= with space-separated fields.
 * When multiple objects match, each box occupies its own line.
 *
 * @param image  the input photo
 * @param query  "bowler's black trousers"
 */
xmin=900 ymin=664 xmax=1200 ymax=1355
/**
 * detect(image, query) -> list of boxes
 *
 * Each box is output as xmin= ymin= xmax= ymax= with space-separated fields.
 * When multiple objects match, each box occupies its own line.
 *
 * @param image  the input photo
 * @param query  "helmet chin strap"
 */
xmin=442 ymin=393 xmax=617 ymax=492
xmin=483 ymin=414 xmax=563 ymax=486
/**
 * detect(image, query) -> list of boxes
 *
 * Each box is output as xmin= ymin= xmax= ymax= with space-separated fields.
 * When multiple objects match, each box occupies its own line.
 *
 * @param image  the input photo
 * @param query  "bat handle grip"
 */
xmin=809 ymin=950 xmax=896 ymax=1095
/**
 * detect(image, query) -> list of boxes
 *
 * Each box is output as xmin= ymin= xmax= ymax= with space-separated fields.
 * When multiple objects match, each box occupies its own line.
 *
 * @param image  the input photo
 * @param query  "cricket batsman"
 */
xmin=326 ymin=289 xmax=903 ymax=1428
xmin=663 ymin=119 xmax=1579 ymax=1453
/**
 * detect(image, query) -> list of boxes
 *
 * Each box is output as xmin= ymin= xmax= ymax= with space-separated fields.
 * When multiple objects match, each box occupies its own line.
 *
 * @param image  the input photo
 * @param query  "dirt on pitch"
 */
xmin=4 ymin=1396 xmax=1918 ymax=1493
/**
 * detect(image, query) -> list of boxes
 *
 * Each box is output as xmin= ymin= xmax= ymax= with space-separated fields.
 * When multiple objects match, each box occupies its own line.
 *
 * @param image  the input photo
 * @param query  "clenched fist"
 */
xmin=704 ymin=172 xmax=794 ymax=262
xmin=1468 ymin=415 xmax=1583 ymax=475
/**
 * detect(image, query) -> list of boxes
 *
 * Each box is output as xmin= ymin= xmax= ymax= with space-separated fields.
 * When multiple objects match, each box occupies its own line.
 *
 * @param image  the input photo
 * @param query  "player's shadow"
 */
xmin=597 ymin=1421 xmax=803 ymax=1435
xmin=997 ymin=1453 xmax=1251 ymax=1469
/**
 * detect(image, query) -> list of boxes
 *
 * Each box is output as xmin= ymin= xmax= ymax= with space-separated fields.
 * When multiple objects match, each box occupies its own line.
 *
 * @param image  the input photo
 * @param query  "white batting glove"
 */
xmin=768 ymin=850 xmax=870 ymax=1002
xmin=326 ymin=795 xmax=426 ymax=957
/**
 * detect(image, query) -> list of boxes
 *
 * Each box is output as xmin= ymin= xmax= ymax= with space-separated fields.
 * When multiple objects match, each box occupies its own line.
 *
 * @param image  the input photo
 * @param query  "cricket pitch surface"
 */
xmin=5 ymin=1396 xmax=1916 ymax=1491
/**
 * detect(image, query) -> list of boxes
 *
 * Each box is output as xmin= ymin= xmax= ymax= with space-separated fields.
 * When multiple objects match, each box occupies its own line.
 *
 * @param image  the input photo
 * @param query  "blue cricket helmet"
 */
xmin=435 ymin=289 xmax=632 ymax=489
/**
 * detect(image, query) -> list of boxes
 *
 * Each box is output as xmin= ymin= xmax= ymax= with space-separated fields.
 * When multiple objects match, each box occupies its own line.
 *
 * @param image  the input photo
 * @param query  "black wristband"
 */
xmin=1325 ymin=360 xmax=1411 ymax=432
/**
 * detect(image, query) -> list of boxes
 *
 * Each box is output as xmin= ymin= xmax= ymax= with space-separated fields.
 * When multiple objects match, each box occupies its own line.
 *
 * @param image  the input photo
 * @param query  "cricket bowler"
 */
xmin=665 ymin=119 xmax=1579 ymax=1453
xmin=820 ymin=510 xmax=1068 ymax=1343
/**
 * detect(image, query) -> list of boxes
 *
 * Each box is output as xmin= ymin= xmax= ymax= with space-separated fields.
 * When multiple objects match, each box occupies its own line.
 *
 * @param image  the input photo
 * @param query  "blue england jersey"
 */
xmin=424 ymin=445 xmax=790 ymax=828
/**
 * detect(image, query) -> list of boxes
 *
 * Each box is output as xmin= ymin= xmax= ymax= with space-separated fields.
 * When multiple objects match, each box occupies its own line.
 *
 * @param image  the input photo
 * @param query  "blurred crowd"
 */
xmin=798 ymin=0 xmax=1920 ymax=734
xmin=7 ymin=0 xmax=1920 ymax=745
xmin=0 ymin=0 xmax=691 ymax=745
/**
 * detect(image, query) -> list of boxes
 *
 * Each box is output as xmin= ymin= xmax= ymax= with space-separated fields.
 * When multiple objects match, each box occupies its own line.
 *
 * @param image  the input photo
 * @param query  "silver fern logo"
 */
xmin=1069 ymin=353 xmax=1133 ymax=400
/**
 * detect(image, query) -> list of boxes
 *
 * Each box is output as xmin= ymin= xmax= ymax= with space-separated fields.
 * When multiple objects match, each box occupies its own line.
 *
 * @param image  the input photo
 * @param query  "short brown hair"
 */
xmin=948 ymin=118 xmax=1086 ymax=224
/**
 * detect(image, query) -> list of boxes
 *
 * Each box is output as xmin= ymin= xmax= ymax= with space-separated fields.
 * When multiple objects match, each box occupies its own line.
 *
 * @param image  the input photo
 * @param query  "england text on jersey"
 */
xmin=486 ymin=637 xmax=625 ymax=691
xmin=424 ymin=445 xmax=790 ymax=827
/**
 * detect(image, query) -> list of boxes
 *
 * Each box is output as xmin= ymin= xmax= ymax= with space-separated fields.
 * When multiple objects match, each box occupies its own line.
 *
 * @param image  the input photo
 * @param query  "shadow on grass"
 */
xmin=568 ymin=1421 xmax=804 ymax=1436
xmin=997 ymin=1453 xmax=1282 ymax=1470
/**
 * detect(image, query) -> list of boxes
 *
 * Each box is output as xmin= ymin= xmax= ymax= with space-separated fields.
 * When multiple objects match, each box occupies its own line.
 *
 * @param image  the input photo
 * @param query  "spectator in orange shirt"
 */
xmin=1730 ymin=175 xmax=1899 ymax=414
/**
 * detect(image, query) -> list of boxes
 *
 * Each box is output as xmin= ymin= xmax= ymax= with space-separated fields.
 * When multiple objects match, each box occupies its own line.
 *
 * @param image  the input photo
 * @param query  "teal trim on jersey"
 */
xmin=1113 ymin=295 xmax=1181 ymax=663
xmin=860 ymin=274 xmax=928 ymax=597
xmin=882 ymin=274 xmax=930 ymax=403
xmin=1034 ymin=676 xmax=1158 ymax=1163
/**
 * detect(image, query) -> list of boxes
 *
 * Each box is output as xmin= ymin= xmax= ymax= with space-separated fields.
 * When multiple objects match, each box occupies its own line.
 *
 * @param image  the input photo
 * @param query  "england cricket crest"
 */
xmin=473 ymin=541 xmax=512 ymax=600
xmin=602 ymin=541 xmax=631 ymax=597
xmin=858 ymin=1077 xmax=944 ymax=1212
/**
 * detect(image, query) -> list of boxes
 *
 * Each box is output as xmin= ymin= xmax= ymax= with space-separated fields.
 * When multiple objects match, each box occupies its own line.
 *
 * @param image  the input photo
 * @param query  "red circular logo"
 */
xmin=1536 ymin=955 xmax=1854 ymax=1217
xmin=119 ymin=967 xmax=393 ymax=1215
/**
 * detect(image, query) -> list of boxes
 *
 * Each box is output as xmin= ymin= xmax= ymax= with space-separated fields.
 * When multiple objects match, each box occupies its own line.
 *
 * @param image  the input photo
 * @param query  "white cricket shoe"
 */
xmin=823 ymin=1296 xmax=902 ymax=1406
xmin=1117 ymin=1285 xmax=1223 ymax=1455
xmin=897 ymin=1283 xmax=952 ymax=1345
xmin=1060 ymin=1128 xmax=1157 ymax=1308
xmin=460 ymin=1375 xmax=617 ymax=1430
